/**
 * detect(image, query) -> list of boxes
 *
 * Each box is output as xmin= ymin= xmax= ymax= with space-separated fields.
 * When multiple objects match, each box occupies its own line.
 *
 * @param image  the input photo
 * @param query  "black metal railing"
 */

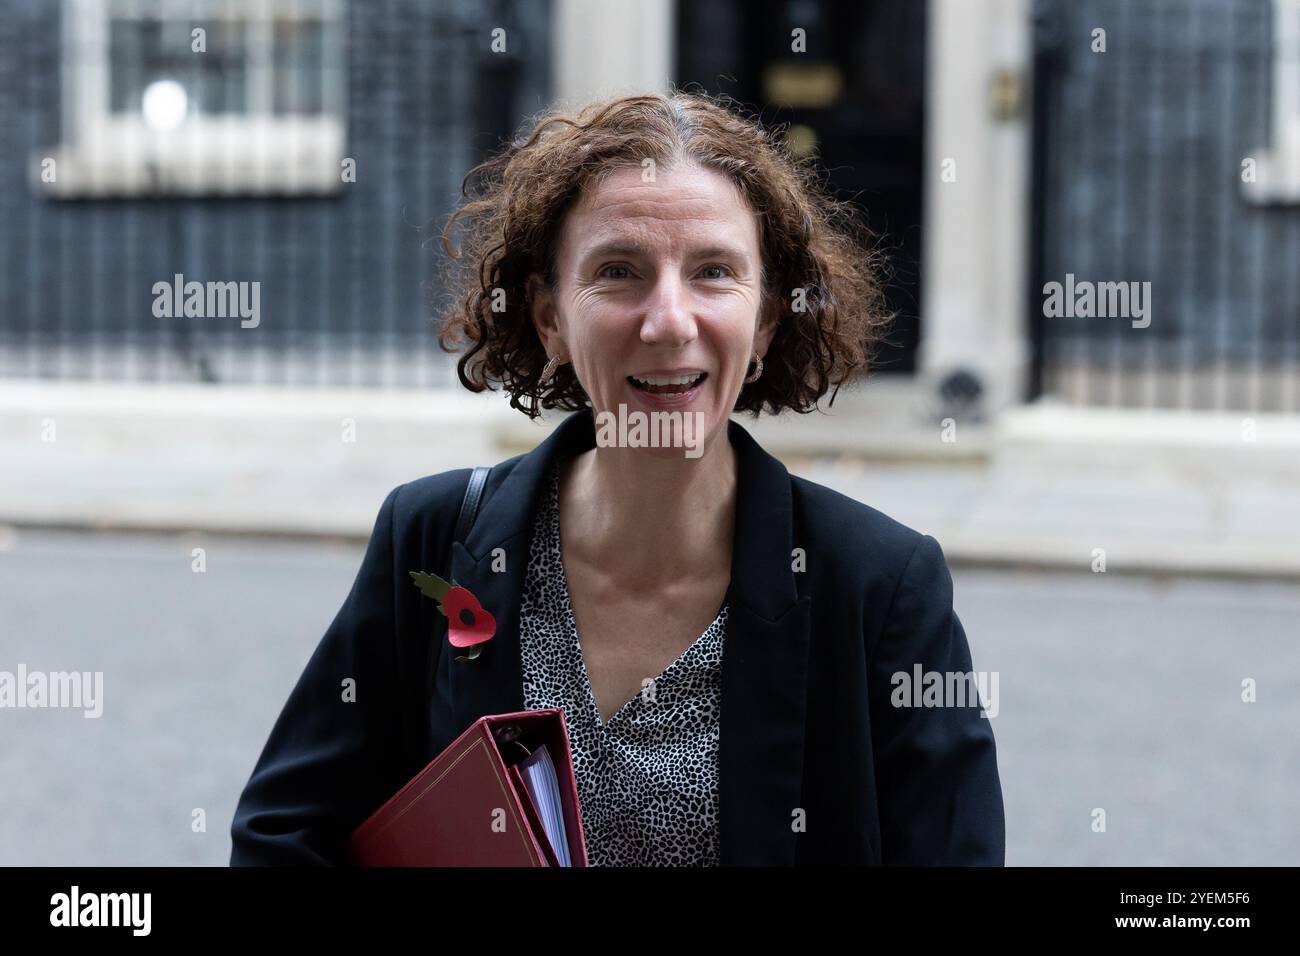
xmin=1030 ymin=0 xmax=1300 ymax=412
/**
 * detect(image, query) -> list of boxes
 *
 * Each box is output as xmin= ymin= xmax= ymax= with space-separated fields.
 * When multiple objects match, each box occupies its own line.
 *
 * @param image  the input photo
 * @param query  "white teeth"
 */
xmin=630 ymin=373 xmax=703 ymax=386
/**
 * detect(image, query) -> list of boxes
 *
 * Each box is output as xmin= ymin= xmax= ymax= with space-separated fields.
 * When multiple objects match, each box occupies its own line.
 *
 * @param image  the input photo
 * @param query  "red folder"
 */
xmin=346 ymin=707 xmax=589 ymax=866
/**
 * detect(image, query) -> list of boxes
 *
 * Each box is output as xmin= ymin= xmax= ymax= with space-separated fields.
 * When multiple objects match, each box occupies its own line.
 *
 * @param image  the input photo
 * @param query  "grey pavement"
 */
xmin=1 ymin=525 xmax=1297 ymax=866
xmin=3 ymin=380 xmax=1299 ymax=578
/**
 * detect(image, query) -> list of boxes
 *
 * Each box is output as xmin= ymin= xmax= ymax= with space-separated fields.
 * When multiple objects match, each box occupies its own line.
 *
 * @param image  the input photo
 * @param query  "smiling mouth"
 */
xmin=627 ymin=372 xmax=707 ymax=395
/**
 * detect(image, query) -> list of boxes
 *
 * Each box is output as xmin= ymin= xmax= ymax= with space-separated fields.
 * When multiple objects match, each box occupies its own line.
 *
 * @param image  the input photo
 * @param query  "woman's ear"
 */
xmin=528 ymin=273 xmax=564 ymax=355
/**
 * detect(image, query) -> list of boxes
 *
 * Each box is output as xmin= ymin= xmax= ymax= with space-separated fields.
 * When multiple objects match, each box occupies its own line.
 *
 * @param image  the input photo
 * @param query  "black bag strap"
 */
xmin=454 ymin=465 xmax=491 ymax=550
xmin=438 ymin=464 xmax=490 ymax=589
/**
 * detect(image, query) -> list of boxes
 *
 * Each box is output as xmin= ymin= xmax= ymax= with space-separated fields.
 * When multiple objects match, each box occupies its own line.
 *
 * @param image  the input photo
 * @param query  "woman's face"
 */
xmin=530 ymin=160 xmax=776 ymax=458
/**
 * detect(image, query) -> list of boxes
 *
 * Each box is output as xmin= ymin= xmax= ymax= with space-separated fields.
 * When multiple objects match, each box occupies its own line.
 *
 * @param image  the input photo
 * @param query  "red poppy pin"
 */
xmin=408 ymin=571 xmax=496 ymax=662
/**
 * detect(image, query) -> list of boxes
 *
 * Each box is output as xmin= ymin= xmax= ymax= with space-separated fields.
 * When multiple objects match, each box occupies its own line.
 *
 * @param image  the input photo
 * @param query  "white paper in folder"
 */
xmin=517 ymin=745 xmax=572 ymax=867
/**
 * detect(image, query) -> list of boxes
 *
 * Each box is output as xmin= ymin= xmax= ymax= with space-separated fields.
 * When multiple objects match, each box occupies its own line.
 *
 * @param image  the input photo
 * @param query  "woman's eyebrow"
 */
xmin=582 ymin=241 xmax=648 ymax=262
xmin=691 ymin=244 xmax=751 ymax=262
xmin=581 ymin=241 xmax=751 ymax=263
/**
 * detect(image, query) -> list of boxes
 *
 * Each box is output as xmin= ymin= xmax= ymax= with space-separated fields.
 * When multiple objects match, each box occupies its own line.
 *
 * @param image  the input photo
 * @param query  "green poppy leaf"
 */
xmin=409 ymin=570 xmax=451 ymax=602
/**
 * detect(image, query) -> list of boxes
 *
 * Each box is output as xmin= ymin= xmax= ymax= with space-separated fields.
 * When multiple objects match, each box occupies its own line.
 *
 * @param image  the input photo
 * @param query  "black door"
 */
xmin=675 ymin=0 xmax=927 ymax=375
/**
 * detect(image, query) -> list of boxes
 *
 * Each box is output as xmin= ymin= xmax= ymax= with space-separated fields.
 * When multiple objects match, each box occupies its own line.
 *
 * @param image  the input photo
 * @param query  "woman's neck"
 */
xmin=558 ymin=428 xmax=737 ymax=588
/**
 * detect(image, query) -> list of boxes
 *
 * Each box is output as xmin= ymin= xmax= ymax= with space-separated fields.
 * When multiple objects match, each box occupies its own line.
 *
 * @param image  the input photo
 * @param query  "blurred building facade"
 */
xmin=0 ymin=0 xmax=1297 ymax=418
xmin=0 ymin=0 xmax=551 ymax=387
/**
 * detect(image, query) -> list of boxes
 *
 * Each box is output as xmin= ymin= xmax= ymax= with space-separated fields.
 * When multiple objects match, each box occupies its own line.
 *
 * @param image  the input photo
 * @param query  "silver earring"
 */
xmin=743 ymin=351 xmax=764 ymax=384
xmin=540 ymin=354 xmax=560 ymax=384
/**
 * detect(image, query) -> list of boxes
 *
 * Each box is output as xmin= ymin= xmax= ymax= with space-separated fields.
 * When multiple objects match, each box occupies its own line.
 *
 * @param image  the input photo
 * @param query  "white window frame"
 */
xmin=1244 ymin=0 xmax=1300 ymax=204
xmin=34 ymin=0 xmax=347 ymax=197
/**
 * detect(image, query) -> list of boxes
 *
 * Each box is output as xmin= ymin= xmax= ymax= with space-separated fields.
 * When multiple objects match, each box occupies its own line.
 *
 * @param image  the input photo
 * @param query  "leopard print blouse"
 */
xmin=519 ymin=461 xmax=728 ymax=866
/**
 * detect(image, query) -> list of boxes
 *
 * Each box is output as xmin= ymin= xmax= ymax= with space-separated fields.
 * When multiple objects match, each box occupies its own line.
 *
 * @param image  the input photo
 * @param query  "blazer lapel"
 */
xmin=444 ymin=411 xmax=595 ymax=735
xmin=441 ymin=409 xmax=812 ymax=867
xmin=717 ymin=419 xmax=812 ymax=866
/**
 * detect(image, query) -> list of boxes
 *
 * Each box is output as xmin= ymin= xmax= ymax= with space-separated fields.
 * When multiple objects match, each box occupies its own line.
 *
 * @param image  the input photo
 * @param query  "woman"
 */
xmin=231 ymin=92 xmax=1004 ymax=866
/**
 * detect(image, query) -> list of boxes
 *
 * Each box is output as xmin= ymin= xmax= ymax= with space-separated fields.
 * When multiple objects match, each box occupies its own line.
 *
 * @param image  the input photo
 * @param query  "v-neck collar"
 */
xmin=540 ymin=461 xmax=729 ymax=732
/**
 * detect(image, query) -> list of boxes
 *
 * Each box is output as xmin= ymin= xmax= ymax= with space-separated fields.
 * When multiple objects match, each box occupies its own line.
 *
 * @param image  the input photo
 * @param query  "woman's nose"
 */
xmin=639 ymin=274 xmax=697 ymax=346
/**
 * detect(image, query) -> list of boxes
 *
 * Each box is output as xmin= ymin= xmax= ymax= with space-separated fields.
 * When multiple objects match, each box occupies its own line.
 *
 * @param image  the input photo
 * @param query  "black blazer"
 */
xmin=230 ymin=408 xmax=1005 ymax=866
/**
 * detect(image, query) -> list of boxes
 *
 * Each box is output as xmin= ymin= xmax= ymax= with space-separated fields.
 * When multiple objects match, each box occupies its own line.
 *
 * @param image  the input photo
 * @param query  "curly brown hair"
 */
xmin=435 ymin=89 xmax=893 ymax=419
